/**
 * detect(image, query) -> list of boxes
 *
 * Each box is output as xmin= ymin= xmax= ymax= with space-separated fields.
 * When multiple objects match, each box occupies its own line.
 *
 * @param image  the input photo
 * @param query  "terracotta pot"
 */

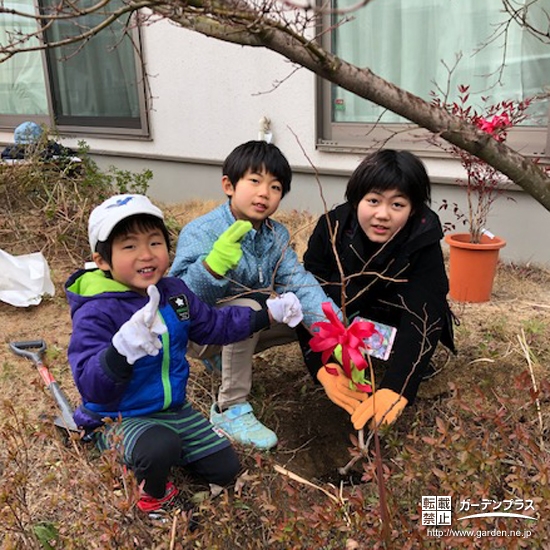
xmin=444 ymin=233 xmax=506 ymax=303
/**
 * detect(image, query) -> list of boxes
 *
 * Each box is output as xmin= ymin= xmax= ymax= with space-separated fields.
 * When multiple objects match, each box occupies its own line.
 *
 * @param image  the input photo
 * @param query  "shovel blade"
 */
xmin=53 ymin=415 xmax=79 ymax=433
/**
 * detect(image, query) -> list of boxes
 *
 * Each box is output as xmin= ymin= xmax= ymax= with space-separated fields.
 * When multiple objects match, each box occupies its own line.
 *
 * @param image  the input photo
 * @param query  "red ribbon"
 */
xmin=309 ymin=302 xmax=377 ymax=379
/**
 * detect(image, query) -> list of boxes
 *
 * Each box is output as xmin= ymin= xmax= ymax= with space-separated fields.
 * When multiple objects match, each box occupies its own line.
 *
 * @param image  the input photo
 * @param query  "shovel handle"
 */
xmin=9 ymin=340 xmax=52 ymax=384
xmin=9 ymin=340 xmax=47 ymax=364
xmin=10 ymin=339 xmax=55 ymax=386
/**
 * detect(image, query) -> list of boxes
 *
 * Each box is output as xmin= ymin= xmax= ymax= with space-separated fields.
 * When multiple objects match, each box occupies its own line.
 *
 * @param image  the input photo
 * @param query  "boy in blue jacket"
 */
xmin=65 ymin=194 xmax=302 ymax=514
xmin=170 ymin=141 xmax=347 ymax=451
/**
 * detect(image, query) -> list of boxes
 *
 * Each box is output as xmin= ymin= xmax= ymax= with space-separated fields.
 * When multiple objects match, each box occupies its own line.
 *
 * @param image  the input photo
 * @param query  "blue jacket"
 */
xmin=65 ymin=269 xmax=269 ymax=430
xmin=170 ymin=201 xmax=338 ymax=327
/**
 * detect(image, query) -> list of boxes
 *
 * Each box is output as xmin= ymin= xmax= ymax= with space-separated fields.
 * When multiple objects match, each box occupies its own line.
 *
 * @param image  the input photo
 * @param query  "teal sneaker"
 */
xmin=202 ymin=354 xmax=222 ymax=373
xmin=210 ymin=402 xmax=277 ymax=450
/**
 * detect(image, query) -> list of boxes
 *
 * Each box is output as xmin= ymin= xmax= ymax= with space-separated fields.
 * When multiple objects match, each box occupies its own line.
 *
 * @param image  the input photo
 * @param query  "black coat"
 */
xmin=302 ymin=202 xmax=456 ymax=403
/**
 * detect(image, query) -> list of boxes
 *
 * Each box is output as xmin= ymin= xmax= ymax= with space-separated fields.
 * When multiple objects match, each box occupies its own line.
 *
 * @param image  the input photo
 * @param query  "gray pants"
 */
xmin=188 ymin=297 xmax=297 ymax=409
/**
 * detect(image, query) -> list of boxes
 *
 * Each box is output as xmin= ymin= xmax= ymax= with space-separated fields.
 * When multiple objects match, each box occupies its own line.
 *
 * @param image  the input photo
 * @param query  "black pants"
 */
xmin=131 ymin=425 xmax=241 ymax=498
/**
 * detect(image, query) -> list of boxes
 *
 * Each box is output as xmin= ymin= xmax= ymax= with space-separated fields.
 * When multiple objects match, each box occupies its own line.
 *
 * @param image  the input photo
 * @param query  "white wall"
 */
xmin=2 ymin=19 xmax=550 ymax=265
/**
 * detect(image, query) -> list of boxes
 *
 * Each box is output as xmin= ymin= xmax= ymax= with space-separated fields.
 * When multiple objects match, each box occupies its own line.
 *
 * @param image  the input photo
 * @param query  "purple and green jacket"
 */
xmin=65 ymin=269 xmax=268 ymax=430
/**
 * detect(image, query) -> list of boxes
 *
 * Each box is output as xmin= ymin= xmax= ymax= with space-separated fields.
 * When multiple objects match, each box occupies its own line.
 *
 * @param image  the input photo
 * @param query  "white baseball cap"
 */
xmin=88 ymin=194 xmax=164 ymax=252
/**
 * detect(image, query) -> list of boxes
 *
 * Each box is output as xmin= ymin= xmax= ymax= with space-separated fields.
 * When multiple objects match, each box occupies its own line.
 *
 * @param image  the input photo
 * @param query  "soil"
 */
xmin=2 ymin=256 xmax=549 ymax=490
xmin=3 ymin=163 xmax=550 ymax=548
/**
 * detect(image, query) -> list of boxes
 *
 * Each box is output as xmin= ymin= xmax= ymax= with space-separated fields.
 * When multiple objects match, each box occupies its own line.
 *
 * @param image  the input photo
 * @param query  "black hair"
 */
xmin=95 ymin=214 xmax=170 ymax=267
xmin=222 ymin=140 xmax=292 ymax=197
xmin=345 ymin=149 xmax=431 ymax=214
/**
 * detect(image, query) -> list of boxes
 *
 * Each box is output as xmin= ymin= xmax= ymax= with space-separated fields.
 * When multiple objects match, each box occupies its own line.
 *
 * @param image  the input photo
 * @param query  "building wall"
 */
xmin=2 ymin=19 xmax=549 ymax=265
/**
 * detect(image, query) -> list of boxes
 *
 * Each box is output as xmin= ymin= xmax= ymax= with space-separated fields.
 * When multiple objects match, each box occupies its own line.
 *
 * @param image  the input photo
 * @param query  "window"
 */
xmin=0 ymin=0 xmax=49 ymax=125
xmin=1 ymin=0 xmax=148 ymax=136
xmin=318 ymin=0 xmax=550 ymax=157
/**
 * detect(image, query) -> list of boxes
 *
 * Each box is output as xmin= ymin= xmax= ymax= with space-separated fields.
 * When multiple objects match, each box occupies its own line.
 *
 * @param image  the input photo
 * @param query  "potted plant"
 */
xmin=433 ymin=86 xmax=531 ymax=302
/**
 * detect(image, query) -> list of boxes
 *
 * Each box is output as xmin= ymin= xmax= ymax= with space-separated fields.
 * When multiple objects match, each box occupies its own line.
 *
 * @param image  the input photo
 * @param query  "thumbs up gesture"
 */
xmin=112 ymin=285 xmax=167 ymax=364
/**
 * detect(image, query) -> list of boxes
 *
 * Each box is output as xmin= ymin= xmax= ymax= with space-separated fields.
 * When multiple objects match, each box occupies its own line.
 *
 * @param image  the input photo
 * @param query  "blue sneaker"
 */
xmin=210 ymin=402 xmax=277 ymax=450
xmin=202 ymin=354 xmax=222 ymax=373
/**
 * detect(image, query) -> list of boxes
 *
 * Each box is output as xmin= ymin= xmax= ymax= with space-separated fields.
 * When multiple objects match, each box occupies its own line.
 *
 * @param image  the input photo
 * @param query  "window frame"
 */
xmin=0 ymin=1 xmax=149 ymax=138
xmin=44 ymin=19 xmax=150 ymax=138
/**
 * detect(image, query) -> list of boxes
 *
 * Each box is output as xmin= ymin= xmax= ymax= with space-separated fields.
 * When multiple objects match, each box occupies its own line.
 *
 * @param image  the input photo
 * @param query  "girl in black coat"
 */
xmin=301 ymin=149 xmax=455 ymax=430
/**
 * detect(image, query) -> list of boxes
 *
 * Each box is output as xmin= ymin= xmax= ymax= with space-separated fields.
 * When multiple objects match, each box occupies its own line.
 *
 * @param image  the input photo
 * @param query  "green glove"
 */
xmin=204 ymin=220 xmax=253 ymax=276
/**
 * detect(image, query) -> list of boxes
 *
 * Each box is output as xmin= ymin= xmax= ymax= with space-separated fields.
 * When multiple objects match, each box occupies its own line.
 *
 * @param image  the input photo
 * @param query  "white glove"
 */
xmin=112 ymin=285 xmax=167 ymax=364
xmin=266 ymin=292 xmax=303 ymax=328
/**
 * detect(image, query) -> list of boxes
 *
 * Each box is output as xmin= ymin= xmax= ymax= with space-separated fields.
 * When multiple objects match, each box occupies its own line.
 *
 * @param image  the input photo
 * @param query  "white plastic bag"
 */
xmin=0 ymin=249 xmax=55 ymax=307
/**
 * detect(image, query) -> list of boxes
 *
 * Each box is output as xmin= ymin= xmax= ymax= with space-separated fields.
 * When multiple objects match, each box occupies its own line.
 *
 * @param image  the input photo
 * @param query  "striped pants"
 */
xmin=96 ymin=402 xmax=240 ymax=498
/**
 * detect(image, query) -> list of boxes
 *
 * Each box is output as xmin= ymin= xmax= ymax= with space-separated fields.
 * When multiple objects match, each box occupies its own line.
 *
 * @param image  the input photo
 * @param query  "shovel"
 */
xmin=9 ymin=339 xmax=79 ymax=433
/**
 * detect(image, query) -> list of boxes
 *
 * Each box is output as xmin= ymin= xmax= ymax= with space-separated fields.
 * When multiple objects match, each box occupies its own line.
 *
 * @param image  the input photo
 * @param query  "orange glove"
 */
xmin=351 ymin=389 xmax=408 ymax=430
xmin=317 ymin=363 xmax=370 ymax=415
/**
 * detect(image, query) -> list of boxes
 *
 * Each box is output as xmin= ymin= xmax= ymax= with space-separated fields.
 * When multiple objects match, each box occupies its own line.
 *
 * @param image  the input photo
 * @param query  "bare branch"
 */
xmin=501 ymin=0 xmax=550 ymax=43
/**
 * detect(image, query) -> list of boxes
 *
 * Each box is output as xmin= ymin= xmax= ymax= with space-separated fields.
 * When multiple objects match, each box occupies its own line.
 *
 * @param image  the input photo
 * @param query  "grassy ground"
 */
xmin=1 ymin=167 xmax=549 ymax=548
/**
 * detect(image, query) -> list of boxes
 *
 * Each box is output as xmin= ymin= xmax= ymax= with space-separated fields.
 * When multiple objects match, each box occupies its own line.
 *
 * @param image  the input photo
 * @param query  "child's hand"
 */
xmin=266 ymin=292 xmax=303 ymax=327
xmin=317 ymin=363 xmax=370 ymax=415
xmin=204 ymin=220 xmax=253 ymax=276
xmin=351 ymin=389 xmax=408 ymax=430
xmin=112 ymin=285 xmax=167 ymax=364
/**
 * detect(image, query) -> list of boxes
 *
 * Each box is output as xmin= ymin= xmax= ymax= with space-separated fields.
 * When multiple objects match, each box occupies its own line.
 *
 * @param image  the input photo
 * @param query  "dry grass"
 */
xmin=1 ymin=166 xmax=549 ymax=548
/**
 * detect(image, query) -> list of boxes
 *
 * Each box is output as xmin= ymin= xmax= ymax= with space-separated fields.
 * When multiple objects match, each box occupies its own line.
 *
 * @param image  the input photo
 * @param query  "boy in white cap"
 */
xmin=64 ymin=194 xmax=302 ymax=514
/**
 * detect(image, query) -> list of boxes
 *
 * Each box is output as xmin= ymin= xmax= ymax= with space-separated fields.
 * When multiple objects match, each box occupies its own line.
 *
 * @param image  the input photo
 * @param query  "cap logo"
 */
xmin=107 ymin=196 xmax=134 ymax=209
